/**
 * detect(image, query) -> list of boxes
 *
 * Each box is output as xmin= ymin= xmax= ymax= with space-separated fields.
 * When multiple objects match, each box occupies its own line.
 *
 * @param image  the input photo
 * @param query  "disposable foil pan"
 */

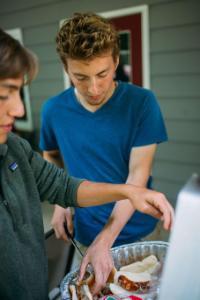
xmin=60 ymin=241 xmax=169 ymax=300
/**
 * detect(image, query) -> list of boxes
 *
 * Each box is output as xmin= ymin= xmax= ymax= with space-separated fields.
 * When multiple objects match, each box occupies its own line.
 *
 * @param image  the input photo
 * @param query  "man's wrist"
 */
xmin=94 ymin=226 xmax=117 ymax=249
xmin=95 ymin=217 xmax=124 ymax=249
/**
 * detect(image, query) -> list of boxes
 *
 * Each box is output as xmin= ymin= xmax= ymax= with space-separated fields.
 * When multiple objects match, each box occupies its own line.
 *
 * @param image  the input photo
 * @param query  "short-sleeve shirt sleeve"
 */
xmin=133 ymin=91 xmax=168 ymax=147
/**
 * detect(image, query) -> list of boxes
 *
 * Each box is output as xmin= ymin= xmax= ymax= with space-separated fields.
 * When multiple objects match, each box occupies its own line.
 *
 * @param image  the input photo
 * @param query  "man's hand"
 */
xmin=79 ymin=238 xmax=114 ymax=295
xmin=51 ymin=205 xmax=73 ymax=241
xmin=77 ymin=181 xmax=174 ymax=230
xmin=128 ymin=186 xmax=174 ymax=230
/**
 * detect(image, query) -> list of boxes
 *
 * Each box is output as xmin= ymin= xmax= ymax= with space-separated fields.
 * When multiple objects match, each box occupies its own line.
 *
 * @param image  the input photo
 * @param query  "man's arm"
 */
xmin=77 ymin=180 xmax=172 ymax=225
xmin=96 ymin=144 xmax=157 ymax=246
xmin=79 ymin=144 xmax=157 ymax=293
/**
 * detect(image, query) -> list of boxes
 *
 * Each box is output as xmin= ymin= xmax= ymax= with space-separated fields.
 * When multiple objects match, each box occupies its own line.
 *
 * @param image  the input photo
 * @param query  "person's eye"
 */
xmin=76 ymin=76 xmax=87 ymax=81
xmin=0 ymin=95 xmax=9 ymax=100
xmin=98 ymin=72 xmax=107 ymax=78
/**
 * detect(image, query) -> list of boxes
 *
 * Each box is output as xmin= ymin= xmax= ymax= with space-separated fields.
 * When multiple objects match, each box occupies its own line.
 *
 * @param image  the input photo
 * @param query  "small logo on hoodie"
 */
xmin=9 ymin=162 xmax=18 ymax=172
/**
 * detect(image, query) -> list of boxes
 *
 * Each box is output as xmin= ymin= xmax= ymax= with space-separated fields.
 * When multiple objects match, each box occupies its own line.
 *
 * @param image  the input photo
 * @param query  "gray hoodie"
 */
xmin=0 ymin=133 xmax=83 ymax=300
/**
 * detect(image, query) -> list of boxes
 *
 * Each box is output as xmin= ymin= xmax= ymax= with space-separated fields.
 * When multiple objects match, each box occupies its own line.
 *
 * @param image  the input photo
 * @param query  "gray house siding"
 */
xmin=149 ymin=0 xmax=200 ymax=206
xmin=0 ymin=0 xmax=200 ymax=215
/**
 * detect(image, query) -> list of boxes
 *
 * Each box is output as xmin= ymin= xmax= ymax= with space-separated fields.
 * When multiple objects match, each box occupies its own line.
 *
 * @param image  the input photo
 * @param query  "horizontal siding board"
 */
xmin=30 ymin=44 xmax=58 ymax=62
xmin=0 ymin=0 xmax=162 ymax=15
xmin=0 ymin=1 xmax=134 ymax=29
xmin=151 ymin=51 xmax=200 ymax=75
xmin=36 ymin=62 xmax=64 ymax=80
xmin=32 ymin=97 xmax=48 ymax=107
xmin=23 ymin=23 xmax=58 ymax=46
xmin=30 ymin=99 xmax=44 ymax=116
xmin=31 ymin=100 xmax=42 ymax=114
xmin=151 ymin=24 xmax=200 ymax=53
xmin=0 ymin=0 xmax=173 ymax=16
xmin=156 ymin=142 xmax=200 ymax=165
xmin=153 ymin=160 xmax=200 ymax=184
xmin=153 ymin=178 xmax=182 ymax=206
xmin=152 ymin=75 xmax=200 ymax=97
xmin=159 ymin=98 xmax=200 ymax=121
xmin=165 ymin=120 xmax=200 ymax=143
xmin=150 ymin=0 xmax=200 ymax=29
xmin=30 ymin=80 xmax=64 ymax=98
xmin=0 ymin=2 xmax=71 ymax=29
xmin=1 ymin=0 xmax=174 ymax=29
xmin=0 ymin=0 xmax=61 ymax=14
xmin=33 ymin=112 xmax=42 ymax=129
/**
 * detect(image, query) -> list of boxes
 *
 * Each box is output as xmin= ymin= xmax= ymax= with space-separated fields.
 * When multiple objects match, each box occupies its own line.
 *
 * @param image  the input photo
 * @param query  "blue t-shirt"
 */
xmin=40 ymin=82 xmax=168 ymax=247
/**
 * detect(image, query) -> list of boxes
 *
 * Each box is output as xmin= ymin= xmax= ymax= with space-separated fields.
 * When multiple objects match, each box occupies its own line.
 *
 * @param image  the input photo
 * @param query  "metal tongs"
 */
xmin=64 ymin=222 xmax=84 ymax=258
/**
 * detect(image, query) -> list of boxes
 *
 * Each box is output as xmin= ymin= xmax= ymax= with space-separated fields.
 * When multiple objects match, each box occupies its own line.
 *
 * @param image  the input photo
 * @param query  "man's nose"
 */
xmin=87 ymin=78 xmax=99 ymax=95
xmin=9 ymin=93 xmax=25 ymax=118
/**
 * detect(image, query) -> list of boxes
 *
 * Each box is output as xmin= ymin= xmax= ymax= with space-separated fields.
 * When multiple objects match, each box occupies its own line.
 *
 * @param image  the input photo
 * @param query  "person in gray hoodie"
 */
xmin=0 ymin=28 xmax=174 ymax=300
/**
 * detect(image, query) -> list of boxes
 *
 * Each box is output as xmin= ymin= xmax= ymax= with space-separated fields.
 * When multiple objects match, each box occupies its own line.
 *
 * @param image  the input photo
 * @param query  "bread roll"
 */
xmin=120 ymin=255 xmax=160 ymax=275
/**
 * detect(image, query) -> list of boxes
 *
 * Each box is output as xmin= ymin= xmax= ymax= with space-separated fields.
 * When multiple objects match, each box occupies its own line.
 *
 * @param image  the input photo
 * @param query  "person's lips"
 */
xmin=90 ymin=96 xmax=99 ymax=100
xmin=89 ymin=94 xmax=103 ymax=101
xmin=1 ymin=124 xmax=13 ymax=132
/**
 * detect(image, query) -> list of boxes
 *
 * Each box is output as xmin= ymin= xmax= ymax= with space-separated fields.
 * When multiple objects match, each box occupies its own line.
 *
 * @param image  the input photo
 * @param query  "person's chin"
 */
xmin=0 ymin=133 xmax=9 ymax=144
xmin=88 ymin=98 xmax=104 ymax=106
xmin=0 ymin=136 xmax=8 ymax=144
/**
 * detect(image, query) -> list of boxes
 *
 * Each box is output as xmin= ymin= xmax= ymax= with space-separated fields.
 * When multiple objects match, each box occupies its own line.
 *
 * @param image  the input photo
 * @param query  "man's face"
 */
xmin=0 ymin=77 xmax=25 ymax=144
xmin=67 ymin=53 xmax=119 ymax=110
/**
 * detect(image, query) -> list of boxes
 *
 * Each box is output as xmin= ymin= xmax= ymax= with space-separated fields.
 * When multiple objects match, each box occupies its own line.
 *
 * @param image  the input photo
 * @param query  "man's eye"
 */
xmin=77 ymin=77 xmax=87 ymax=81
xmin=75 ymin=75 xmax=87 ymax=81
xmin=98 ymin=73 xmax=107 ymax=78
xmin=0 ymin=95 xmax=9 ymax=100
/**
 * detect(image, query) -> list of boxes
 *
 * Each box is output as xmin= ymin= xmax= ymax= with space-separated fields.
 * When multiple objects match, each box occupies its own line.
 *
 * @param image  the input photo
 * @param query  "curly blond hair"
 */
xmin=56 ymin=12 xmax=120 ymax=68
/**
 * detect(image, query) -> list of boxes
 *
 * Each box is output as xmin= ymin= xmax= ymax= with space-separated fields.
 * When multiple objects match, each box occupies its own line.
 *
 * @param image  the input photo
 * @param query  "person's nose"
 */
xmin=9 ymin=92 xmax=25 ymax=118
xmin=87 ymin=78 xmax=99 ymax=95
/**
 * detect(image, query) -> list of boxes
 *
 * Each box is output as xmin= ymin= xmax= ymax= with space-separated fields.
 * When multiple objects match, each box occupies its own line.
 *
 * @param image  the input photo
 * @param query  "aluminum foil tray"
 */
xmin=60 ymin=241 xmax=169 ymax=300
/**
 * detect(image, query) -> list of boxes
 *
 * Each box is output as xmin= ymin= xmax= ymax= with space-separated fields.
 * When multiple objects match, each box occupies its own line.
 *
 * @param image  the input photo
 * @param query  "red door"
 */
xmin=110 ymin=14 xmax=142 ymax=86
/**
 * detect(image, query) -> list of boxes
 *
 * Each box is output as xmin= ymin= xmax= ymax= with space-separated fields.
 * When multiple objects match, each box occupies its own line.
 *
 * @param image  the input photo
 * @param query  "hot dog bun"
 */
xmin=120 ymin=255 xmax=160 ymax=275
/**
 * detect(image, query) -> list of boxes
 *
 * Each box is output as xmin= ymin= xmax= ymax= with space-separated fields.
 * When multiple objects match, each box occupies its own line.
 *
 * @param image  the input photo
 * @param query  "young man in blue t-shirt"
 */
xmin=40 ymin=13 xmax=169 ymax=294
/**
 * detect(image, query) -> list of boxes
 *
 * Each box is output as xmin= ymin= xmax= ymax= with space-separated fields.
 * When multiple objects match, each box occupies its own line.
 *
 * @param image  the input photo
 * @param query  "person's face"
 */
xmin=67 ymin=53 xmax=119 ymax=109
xmin=0 ymin=77 xmax=25 ymax=144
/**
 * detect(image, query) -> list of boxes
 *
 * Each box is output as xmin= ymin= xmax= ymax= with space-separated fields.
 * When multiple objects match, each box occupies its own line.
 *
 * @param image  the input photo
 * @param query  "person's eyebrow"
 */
xmin=73 ymin=72 xmax=88 ymax=77
xmin=97 ymin=68 xmax=109 ymax=75
xmin=0 ymin=83 xmax=20 ymax=90
xmin=73 ymin=68 xmax=109 ymax=77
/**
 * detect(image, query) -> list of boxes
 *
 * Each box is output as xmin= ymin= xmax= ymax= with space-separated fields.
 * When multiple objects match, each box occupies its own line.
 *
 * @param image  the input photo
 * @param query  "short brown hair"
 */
xmin=56 ymin=12 xmax=120 ymax=68
xmin=0 ymin=28 xmax=38 ymax=84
